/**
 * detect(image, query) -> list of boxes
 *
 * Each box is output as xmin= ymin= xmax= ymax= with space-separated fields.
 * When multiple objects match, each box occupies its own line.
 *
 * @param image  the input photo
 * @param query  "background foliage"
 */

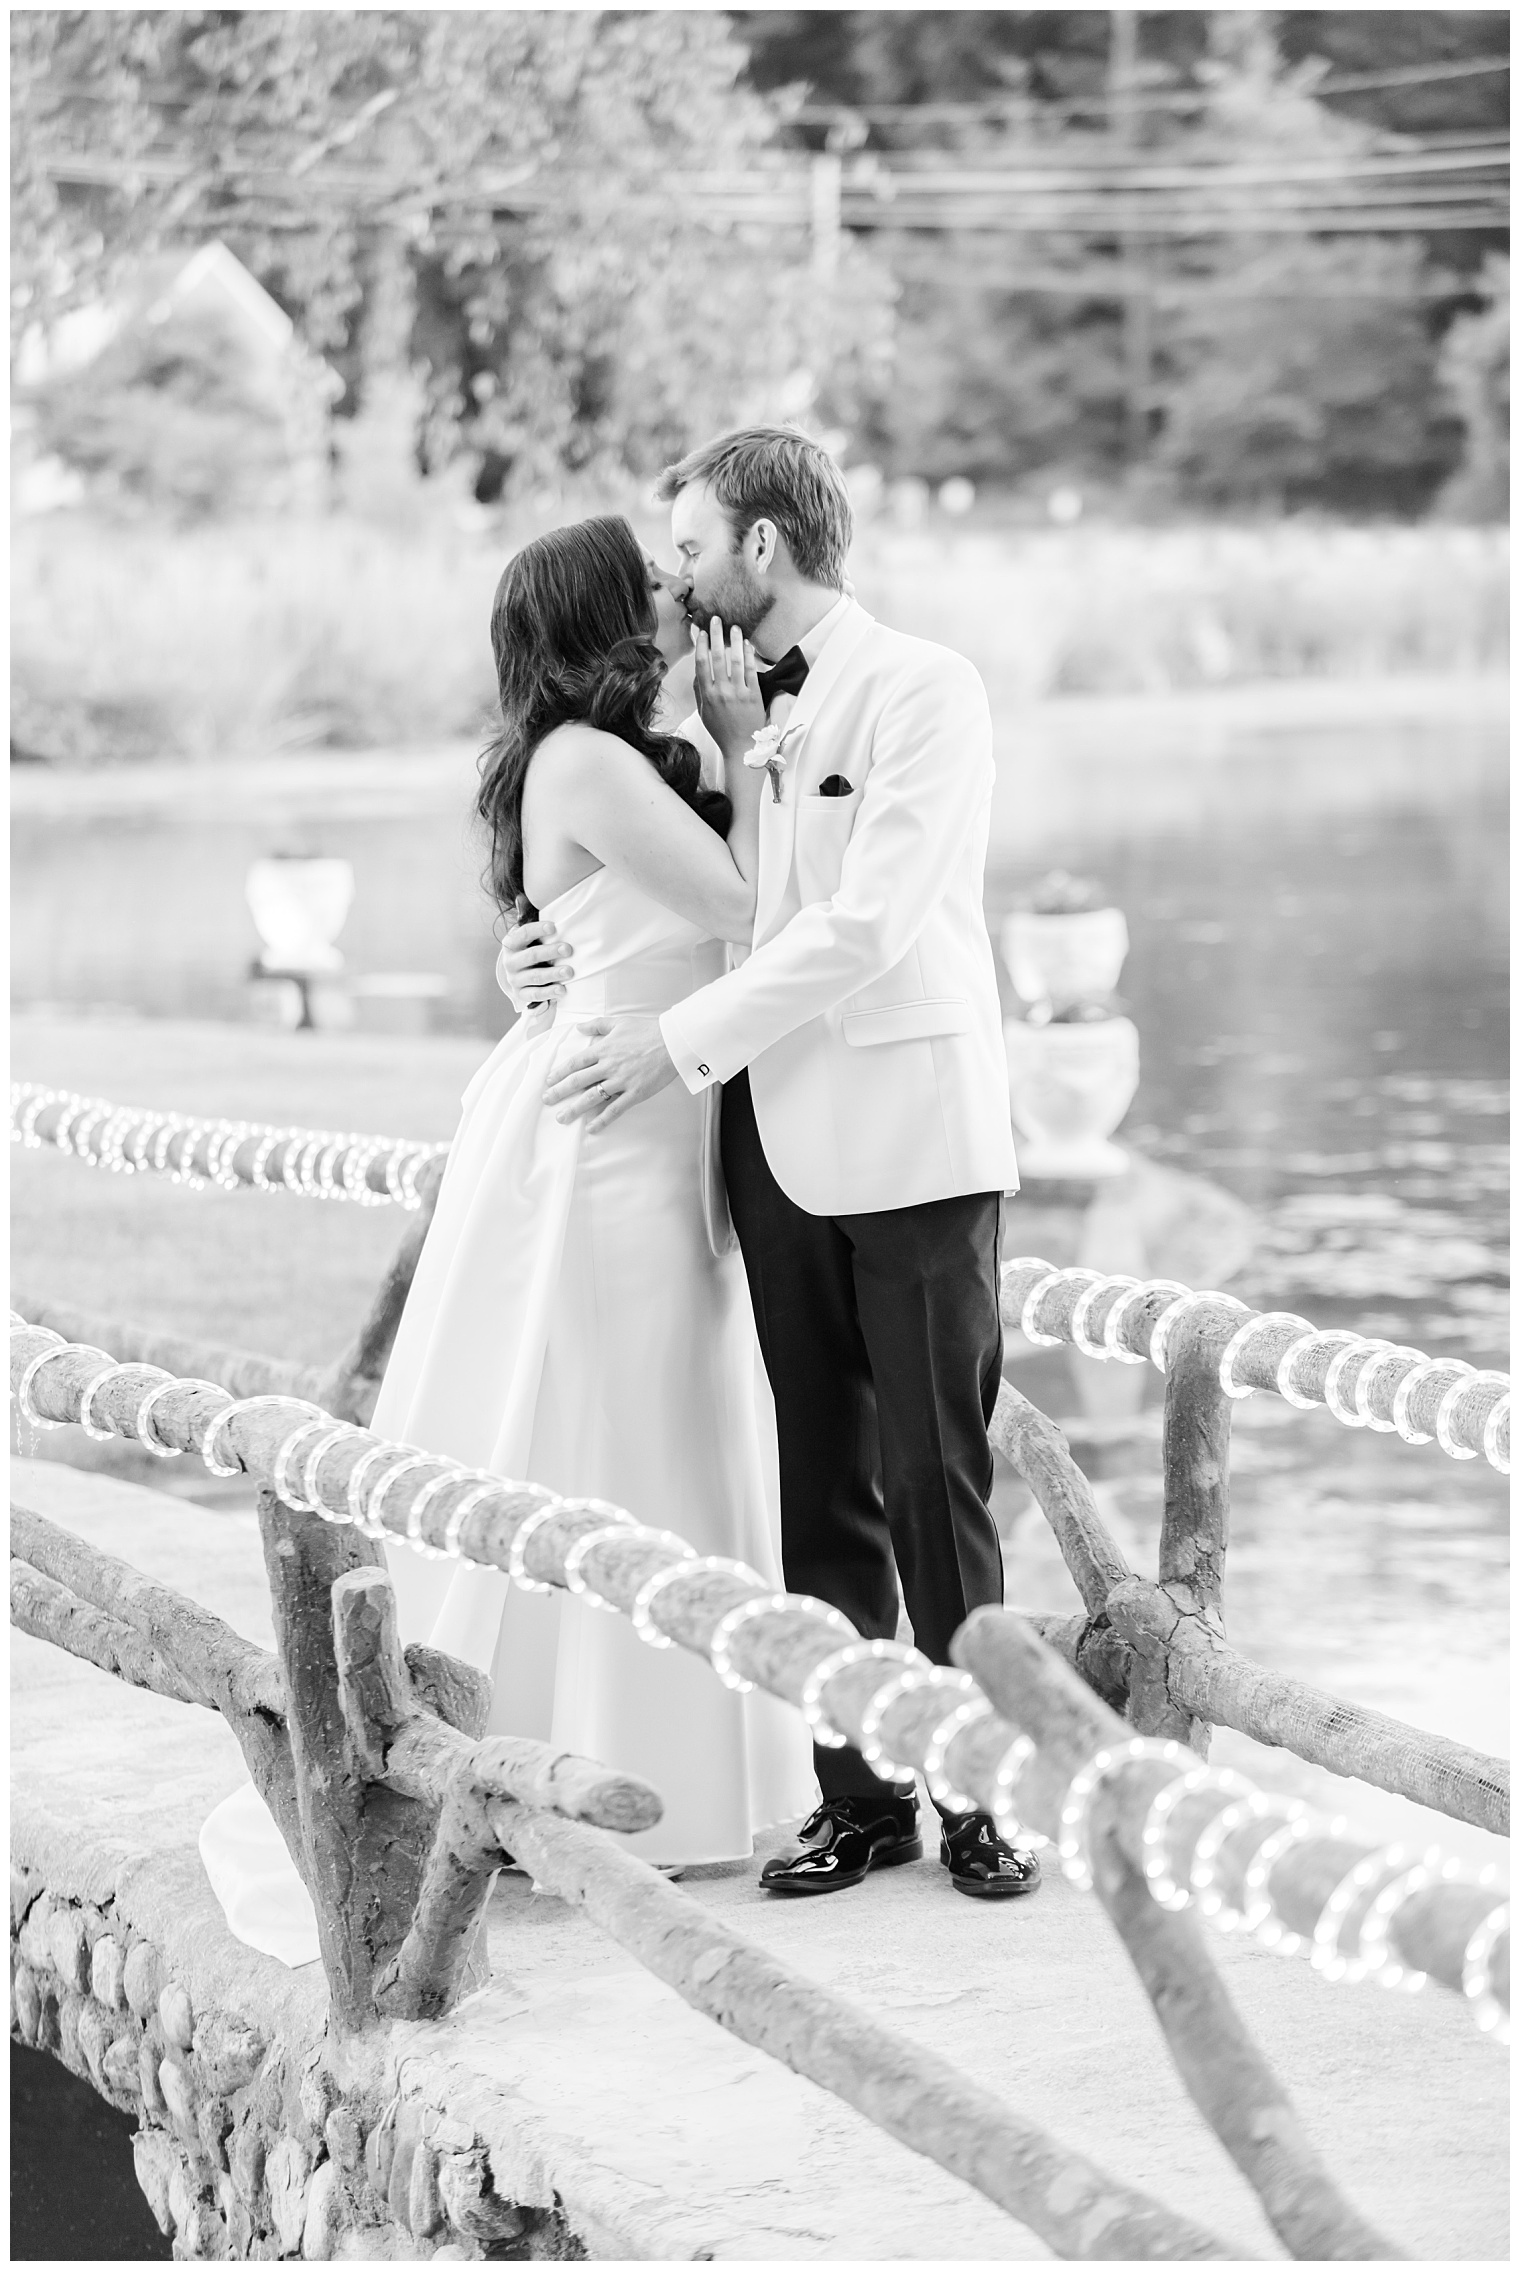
xmin=9 ymin=10 xmax=1509 ymax=765
xmin=12 ymin=9 xmax=890 ymax=501
xmin=738 ymin=8 xmax=1508 ymax=514
xmin=12 ymin=8 xmax=1509 ymax=518
xmin=31 ymin=303 xmax=296 ymax=522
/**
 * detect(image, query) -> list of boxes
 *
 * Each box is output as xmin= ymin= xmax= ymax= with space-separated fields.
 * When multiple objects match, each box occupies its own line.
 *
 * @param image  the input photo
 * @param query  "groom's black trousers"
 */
xmin=720 ymin=1067 xmax=1006 ymax=1809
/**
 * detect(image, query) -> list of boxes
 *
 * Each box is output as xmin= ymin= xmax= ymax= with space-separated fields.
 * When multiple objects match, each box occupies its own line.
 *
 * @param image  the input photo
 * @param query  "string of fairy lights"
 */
xmin=14 ymin=1087 xmax=1508 ymax=1469
xmin=1004 ymin=1257 xmax=1510 ymax=1473
xmin=9 ymin=1315 xmax=1509 ymax=2044
xmin=11 ymin=1084 xmax=446 ymax=1210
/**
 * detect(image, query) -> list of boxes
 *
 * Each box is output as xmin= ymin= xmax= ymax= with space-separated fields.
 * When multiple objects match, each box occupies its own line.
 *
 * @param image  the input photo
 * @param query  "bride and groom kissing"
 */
xmin=198 ymin=425 xmax=1036 ymax=1966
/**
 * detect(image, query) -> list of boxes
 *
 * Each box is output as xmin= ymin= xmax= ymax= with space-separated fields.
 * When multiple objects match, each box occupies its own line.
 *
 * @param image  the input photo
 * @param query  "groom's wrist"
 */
xmin=659 ymin=1004 xmax=719 ymax=1095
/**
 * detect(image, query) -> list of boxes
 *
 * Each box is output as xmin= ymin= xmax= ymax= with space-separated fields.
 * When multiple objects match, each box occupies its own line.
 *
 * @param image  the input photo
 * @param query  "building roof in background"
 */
xmin=16 ymin=241 xmax=304 ymax=387
xmin=136 ymin=241 xmax=295 ymax=351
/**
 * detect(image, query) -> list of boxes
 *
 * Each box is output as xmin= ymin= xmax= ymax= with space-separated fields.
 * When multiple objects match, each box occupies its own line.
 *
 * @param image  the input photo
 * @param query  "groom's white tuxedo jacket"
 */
xmin=661 ymin=596 xmax=1019 ymax=1226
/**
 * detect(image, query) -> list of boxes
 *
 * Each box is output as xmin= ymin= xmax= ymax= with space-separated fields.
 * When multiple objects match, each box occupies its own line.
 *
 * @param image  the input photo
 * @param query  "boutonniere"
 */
xmin=744 ymin=718 xmax=807 ymax=803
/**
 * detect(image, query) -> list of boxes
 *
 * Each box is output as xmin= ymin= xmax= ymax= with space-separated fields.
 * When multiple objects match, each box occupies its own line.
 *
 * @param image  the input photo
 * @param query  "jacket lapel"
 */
xmin=781 ymin=600 xmax=874 ymax=751
xmin=753 ymin=602 xmax=875 ymax=941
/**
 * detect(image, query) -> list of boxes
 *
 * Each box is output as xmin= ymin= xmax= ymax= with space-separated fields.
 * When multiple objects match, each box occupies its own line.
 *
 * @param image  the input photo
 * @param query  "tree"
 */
xmin=11 ymin=12 xmax=893 ymax=500
xmin=858 ymin=240 xmax=1125 ymax=487
xmin=733 ymin=10 xmax=1210 ymax=111
xmin=1147 ymin=18 xmax=1466 ymax=513
xmin=1152 ymin=239 xmax=1460 ymax=513
xmin=1275 ymin=9 xmax=1510 ymax=145
xmin=398 ymin=12 xmax=891 ymax=498
xmin=732 ymin=8 xmax=1507 ymax=513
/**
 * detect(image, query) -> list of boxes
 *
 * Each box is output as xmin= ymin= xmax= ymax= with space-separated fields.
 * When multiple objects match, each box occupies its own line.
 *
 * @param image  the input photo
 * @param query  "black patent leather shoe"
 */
xmin=940 ymin=1812 xmax=1042 ymax=1899
xmin=760 ymin=1797 xmax=923 ymax=1895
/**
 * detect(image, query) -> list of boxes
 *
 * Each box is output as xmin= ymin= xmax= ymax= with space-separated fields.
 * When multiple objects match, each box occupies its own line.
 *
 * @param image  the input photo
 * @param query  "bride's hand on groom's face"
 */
xmin=692 ymin=618 xmax=765 ymax=762
xmin=542 ymin=1014 xmax=678 ymax=1133
xmin=497 ymin=917 xmax=573 ymax=1014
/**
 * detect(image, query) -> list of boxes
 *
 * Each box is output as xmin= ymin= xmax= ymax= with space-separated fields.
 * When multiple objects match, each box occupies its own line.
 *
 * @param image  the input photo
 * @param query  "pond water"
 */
xmin=987 ymin=683 xmax=1508 ymax=1374
xmin=983 ymin=683 xmax=1509 ymax=1871
xmin=10 ymin=679 xmax=1509 ymax=1868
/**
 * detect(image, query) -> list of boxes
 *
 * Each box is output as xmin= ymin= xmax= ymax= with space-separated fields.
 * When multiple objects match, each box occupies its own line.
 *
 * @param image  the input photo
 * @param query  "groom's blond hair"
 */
xmin=657 ymin=426 xmax=852 ymax=589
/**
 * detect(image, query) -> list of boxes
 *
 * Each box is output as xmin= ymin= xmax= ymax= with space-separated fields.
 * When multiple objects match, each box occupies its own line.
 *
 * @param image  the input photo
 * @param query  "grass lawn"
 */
xmin=11 ymin=1010 xmax=489 ymax=1368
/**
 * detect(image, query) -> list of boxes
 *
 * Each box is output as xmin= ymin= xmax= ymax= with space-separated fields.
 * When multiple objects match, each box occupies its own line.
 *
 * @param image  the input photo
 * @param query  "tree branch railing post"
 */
xmin=10 ymin=1498 xmax=302 ymax=1856
xmin=316 ymin=1153 xmax=445 ymax=1424
xmin=951 ymin=1608 xmax=1405 ymax=2263
xmin=256 ymin=1486 xmax=444 ymax=2036
xmin=1148 ymin=1298 xmax=1241 ymax=1749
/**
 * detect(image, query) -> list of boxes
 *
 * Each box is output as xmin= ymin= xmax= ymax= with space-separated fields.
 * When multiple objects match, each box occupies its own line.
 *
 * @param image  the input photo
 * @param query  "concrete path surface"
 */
xmin=11 ymin=1461 xmax=1508 ymax=2261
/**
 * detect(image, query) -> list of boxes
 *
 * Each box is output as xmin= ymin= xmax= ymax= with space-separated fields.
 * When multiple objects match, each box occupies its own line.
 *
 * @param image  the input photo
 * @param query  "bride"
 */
xmin=200 ymin=516 xmax=817 ymax=1960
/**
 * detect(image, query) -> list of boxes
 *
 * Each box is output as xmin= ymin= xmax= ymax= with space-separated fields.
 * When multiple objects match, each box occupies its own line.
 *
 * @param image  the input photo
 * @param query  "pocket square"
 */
xmin=817 ymin=775 xmax=853 ymax=798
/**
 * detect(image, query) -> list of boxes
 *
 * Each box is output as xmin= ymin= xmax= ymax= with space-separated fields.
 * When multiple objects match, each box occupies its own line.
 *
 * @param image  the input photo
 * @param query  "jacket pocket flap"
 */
xmin=842 ymin=998 xmax=972 ymax=1047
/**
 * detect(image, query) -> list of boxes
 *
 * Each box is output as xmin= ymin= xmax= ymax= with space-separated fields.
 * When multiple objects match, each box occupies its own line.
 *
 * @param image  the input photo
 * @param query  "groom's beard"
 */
xmin=685 ymin=558 xmax=772 ymax=644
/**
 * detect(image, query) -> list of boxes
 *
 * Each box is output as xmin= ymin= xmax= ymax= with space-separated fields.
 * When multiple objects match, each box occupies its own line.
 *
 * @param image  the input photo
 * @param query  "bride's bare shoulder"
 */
xmin=532 ymin=720 xmax=636 ymax=766
xmin=529 ymin=722 xmax=647 ymax=796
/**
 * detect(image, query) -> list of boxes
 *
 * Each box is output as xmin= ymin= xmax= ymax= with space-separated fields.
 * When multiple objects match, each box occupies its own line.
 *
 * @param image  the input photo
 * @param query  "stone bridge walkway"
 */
xmin=11 ymin=1459 xmax=1507 ymax=2261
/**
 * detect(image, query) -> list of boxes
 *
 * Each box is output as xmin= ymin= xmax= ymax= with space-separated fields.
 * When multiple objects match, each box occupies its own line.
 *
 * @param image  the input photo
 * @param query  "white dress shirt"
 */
xmin=764 ymin=591 xmax=851 ymax=739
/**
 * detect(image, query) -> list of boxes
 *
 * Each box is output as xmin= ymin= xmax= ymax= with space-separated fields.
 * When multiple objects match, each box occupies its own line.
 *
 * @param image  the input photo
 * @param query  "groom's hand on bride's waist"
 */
xmin=497 ymin=914 xmax=574 ymax=1014
xmin=543 ymin=1015 xmax=678 ymax=1133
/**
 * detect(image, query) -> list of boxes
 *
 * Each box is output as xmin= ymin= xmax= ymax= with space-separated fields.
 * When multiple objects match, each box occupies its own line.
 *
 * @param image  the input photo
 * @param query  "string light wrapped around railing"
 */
xmin=12 ymin=1317 xmax=1506 ymax=2038
xmin=7 ymin=1315 xmax=1052 ymax=1852
xmin=10 ymin=1083 xmax=447 ymax=1211
xmin=1002 ymin=1257 xmax=1509 ymax=1473
xmin=1052 ymin=1734 xmax=1508 ymax=2039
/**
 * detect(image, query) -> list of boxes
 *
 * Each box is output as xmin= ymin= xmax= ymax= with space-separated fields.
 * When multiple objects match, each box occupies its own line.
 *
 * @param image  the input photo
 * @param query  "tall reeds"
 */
xmin=11 ymin=512 xmax=1507 ymax=766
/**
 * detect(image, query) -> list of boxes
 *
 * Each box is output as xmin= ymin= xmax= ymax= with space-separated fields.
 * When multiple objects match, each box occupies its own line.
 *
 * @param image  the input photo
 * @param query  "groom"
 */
xmin=507 ymin=426 xmax=1037 ymax=1902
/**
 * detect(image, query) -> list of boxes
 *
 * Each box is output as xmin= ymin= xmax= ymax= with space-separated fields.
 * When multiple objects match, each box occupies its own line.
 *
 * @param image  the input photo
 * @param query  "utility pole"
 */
xmin=806 ymin=148 xmax=844 ymax=406
xmin=1109 ymin=10 xmax=1152 ymax=470
xmin=810 ymin=150 xmax=843 ymax=289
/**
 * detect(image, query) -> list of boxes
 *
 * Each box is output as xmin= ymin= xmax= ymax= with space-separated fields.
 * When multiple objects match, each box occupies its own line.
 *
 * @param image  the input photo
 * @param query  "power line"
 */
xmin=1298 ymin=55 xmax=1512 ymax=99
xmin=39 ymin=145 xmax=1509 ymax=202
xmin=32 ymin=148 xmax=1507 ymax=247
xmin=791 ymin=52 xmax=1511 ymax=128
xmin=838 ymin=210 xmax=1507 ymax=238
xmin=841 ymin=147 xmax=1508 ymax=192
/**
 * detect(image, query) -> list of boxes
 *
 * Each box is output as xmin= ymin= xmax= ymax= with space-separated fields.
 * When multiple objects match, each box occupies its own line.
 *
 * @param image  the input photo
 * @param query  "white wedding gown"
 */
xmin=199 ymin=866 xmax=817 ymax=1965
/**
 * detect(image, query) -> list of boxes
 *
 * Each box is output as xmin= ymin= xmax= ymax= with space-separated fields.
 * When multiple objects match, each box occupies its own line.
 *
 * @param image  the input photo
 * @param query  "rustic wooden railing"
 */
xmin=992 ymin=1261 xmax=1510 ymax=1837
xmin=12 ymin=1315 xmax=1242 ymax=2261
xmin=11 ymin=1092 xmax=1511 ymax=2261
xmin=11 ymin=1313 xmax=1510 ymax=2261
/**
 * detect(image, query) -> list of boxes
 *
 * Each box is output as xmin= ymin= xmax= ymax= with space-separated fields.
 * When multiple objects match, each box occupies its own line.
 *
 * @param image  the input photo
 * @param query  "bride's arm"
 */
xmin=537 ymin=628 xmax=766 ymax=945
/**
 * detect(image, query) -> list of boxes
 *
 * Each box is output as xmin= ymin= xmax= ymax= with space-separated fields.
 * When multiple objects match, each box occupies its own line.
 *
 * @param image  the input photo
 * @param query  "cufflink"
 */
xmin=698 ymin=1063 xmax=710 ymax=1078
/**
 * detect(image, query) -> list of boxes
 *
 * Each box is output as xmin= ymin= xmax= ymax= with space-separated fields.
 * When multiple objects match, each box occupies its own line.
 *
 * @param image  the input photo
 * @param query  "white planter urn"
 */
xmin=246 ymin=856 xmax=355 ymax=975
xmin=1001 ymin=906 xmax=1129 ymax=1010
xmin=1004 ymin=1015 xmax=1141 ymax=1179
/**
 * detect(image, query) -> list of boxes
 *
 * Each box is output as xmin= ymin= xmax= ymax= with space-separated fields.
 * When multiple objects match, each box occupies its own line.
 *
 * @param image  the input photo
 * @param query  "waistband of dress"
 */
xmin=554 ymin=970 xmax=694 ymax=1020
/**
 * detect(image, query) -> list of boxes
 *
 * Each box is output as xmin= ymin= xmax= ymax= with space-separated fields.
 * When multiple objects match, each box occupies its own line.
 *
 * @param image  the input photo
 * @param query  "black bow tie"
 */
xmin=757 ymin=645 xmax=809 ymax=714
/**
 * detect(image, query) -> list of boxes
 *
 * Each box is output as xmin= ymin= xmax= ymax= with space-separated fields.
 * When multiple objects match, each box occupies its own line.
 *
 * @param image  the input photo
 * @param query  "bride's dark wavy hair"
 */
xmin=477 ymin=513 xmax=730 ymax=917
